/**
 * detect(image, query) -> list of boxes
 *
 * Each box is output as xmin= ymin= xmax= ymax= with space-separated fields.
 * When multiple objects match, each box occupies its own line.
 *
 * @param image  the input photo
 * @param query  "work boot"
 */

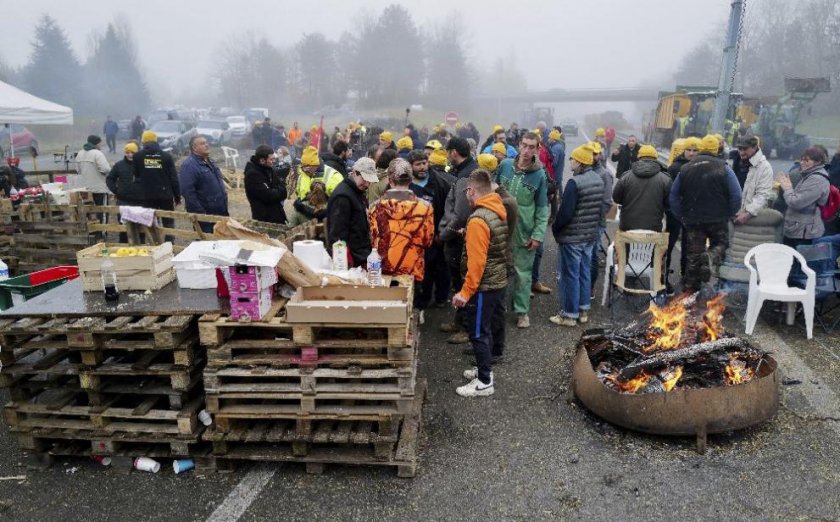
xmin=447 ymin=331 xmax=470 ymax=344
xmin=517 ymin=314 xmax=530 ymax=329
xmin=578 ymin=312 xmax=589 ymax=324
xmin=439 ymin=322 xmax=460 ymax=333
xmin=531 ymin=282 xmax=552 ymax=294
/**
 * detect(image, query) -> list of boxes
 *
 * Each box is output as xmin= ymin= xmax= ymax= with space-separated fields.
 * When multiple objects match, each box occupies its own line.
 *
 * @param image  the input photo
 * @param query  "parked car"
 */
xmin=0 ymin=125 xmax=39 ymax=157
xmin=150 ymin=120 xmax=196 ymax=155
xmin=243 ymin=108 xmax=269 ymax=125
xmin=226 ymin=116 xmax=250 ymax=137
xmin=560 ymin=119 xmax=580 ymax=137
xmin=195 ymin=120 xmax=233 ymax=146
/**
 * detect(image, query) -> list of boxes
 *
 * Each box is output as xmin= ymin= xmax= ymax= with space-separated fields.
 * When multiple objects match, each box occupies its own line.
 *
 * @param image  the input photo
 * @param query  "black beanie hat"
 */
xmin=87 ymin=135 xmax=102 ymax=145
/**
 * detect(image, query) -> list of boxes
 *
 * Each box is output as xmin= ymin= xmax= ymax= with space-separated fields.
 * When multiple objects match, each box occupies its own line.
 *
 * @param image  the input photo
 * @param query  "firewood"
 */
xmin=619 ymin=337 xmax=747 ymax=380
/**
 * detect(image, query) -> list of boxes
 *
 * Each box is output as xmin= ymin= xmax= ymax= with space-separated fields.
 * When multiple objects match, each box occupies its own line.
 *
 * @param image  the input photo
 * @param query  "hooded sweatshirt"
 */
xmin=369 ymin=188 xmax=435 ymax=281
xmin=458 ymin=192 xmax=509 ymax=301
xmin=75 ymin=142 xmax=111 ymax=193
xmin=612 ymin=158 xmax=672 ymax=231
xmin=496 ymin=156 xmax=549 ymax=243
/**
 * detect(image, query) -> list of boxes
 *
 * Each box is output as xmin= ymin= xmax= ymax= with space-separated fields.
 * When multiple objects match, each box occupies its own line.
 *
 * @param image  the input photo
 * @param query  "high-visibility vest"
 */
xmin=322 ymin=165 xmax=344 ymax=196
xmin=295 ymin=168 xmax=322 ymax=200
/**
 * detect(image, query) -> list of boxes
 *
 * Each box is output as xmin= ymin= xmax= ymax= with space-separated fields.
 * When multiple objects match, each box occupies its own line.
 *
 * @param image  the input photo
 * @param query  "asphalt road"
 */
xmin=1 ymin=134 xmax=839 ymax=521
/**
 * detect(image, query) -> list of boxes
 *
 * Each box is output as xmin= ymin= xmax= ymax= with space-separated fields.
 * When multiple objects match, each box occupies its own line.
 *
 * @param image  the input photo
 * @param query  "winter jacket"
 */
xmin=667 ymin=155 xmax=689 ymax=180
xmin=549 ymin=140 xmax=565 ymax=181
xmin=781 ymin=165 xmax=831 ymax=240
xmin=179 ymin=153 xmax=228 ymax=216
xmin=321 ymin=152 xmax=348 ymax=178
xmin=439 ymin=157 xmax=479 ymax=242
xmin=729 ymin=149 xmax=750 ymax=188
xmin=106 ymin=157 xmax=143 ymax=205
xmin=592 ymin=162 xmax=614 ymax=226
xmin=612 ymin=158 xmax=672 ymax=231
xmin=481 ymin=142 xmax=517 ymax=159
xmin=103 ymin=120 xmax=119 ymax=137
xmin=496 ymin=185 xmax=518 ymax=271
xmin=327 ymin=176 xmax=371 ymax=267
xmin=244 ymin=159 xmax=287 ymax=224
xmin=458 ymin=192 xmax=509 ymax=300
xmin=410 ymin=170 xmax=451 ymax=231
xmin=369 ymin=189 xmax=434 ymax=281
xmin=133 ymin=142 xmax=180 ymax=204
xmin=739 ymin=149 xmax=775 ymax=216
xmin=496 ymin=156 xmax=549 ymax=243
xmin=552 ymin=167 xmax=604 ymax=244
xmin=669 ymin=154 xmax=741 ymax=225
xmin=366 ymin=168 xmax=391 ymax=203
xmin=539 ymin=145 xmax=555 ymax=182
xmin=610 ymin=143 xmax=640 ymax=179
xmin=828 ymin=153 xmax=840 ymax=188
xmin=74 ymin=145 xmax=110 ymax=193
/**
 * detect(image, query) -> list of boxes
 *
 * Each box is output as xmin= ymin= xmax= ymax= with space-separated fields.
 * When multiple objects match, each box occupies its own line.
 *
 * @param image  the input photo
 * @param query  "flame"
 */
xmin=606 ymin=372 xmax=653 ymax=394
xmin=724 ymin=356 xmax=754 ymax=385
xmin=702 ymin=294 xmax=727 ymax=342
xmin=660 ymin=366 xmax=683 ymax=392
xmin=645 ymin=299 xmax=687 ymax=351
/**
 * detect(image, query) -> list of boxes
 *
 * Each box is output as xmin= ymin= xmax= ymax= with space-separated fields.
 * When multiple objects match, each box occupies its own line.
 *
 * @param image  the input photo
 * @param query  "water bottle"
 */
xmin=0 ymin=259 xmax=8 ymax=281
xmin=367 ymin=249 xmax=382 ymax=286
xmin=100 ymin=258 xmax=119 ymax=302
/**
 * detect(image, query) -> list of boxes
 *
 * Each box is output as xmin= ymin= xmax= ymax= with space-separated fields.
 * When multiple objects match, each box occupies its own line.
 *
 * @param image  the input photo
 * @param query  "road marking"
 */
xmin=750 ymin=322 xmax=840 ymax=435
xmin=205 ymin=464 xmax=276 ymax=522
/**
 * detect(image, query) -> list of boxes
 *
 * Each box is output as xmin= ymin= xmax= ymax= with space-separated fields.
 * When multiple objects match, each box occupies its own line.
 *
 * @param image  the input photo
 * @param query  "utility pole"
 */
xmin=711 ymin=0 xmax=745 ymax=135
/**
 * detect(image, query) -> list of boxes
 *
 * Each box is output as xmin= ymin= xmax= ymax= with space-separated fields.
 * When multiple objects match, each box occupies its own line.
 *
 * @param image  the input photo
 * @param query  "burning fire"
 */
xmin=645 ymin=299 xmax=688 ymax=351
xmin=660 ymin=366 xmax=683 ymax=392
xmin=606 ymin=372 xmax=653 ymax=393
xmin=725 ymin=356 xmax=754 ymax=385
xmin=702 ymin=294 xmax=726 ymax=342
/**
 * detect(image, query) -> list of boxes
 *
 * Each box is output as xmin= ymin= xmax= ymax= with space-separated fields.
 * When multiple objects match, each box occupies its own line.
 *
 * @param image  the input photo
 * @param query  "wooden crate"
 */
xmin=76 ymin=242 xmax=175 ymax=291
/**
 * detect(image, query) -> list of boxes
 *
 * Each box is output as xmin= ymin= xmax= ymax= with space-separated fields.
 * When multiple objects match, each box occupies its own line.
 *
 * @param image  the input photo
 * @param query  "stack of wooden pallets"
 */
xmin=0 ymin=313 xmax=207 ymax=466
xmin=195 ymin=276 xmax=424 ymax=477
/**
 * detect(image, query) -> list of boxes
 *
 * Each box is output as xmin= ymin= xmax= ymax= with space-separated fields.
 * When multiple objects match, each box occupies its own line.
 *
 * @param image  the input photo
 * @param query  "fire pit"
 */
xmin=572 ymin=294 xmax=779 ymax=453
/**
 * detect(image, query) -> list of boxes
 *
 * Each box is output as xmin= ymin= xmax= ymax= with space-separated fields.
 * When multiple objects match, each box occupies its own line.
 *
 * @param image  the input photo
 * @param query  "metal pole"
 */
xmin=711 ymin=0 xmax=744 ymax=135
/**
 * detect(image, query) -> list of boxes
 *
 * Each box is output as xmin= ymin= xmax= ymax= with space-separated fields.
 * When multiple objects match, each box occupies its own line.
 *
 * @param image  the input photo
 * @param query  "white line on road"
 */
xmin=205 ymin=464 xmax=276 ymax=522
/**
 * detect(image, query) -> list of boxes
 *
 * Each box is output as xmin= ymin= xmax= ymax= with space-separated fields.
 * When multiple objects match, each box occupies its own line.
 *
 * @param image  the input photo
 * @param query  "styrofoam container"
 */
xmin=172 ymin=242 xmax=219 ymax=289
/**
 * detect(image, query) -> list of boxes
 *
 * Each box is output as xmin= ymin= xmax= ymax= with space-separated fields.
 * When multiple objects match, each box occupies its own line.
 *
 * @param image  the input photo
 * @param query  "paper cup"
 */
xmin=133 ymin=457 xmax=161 ymax=473
xmin=91 ymin=455 xmax=112 ymax=466
xmin=173 ymin=459 xmax=195 ymax=474
xmin=198 ymin=409 xmax=213 ymax=426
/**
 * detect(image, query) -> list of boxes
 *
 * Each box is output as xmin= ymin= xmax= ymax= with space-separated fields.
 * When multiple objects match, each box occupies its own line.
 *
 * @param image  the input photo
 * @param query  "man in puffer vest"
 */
xmin=550 ymin=144 xmax=605 ymax=327
xmin=452 ymin=169 xmax=509 ymax=398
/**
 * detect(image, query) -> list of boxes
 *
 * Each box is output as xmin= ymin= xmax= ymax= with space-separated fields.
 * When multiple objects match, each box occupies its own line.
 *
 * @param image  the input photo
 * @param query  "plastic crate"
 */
xmin=0 ymin=266 xmax=79 ymax=310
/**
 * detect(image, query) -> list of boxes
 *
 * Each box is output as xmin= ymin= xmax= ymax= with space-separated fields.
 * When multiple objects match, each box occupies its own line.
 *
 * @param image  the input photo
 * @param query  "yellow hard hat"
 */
xmin=477 ymin=153 xmax=498 ymax=171
xmin=141 ymin=130 xmax=157 ymax=143
xmin=425 ymin=139 xmax=443 ymax=150
xmin=571 ymin=145 xmax=594 ymax=166
xmin=549 ymin=129 xmax=562 ymax=142
xmin=429 ymin=148 xmax=448 ymax=167
xmin=396 ymin=136 xmax=413 ymax=150
xmin=123 ymin=142 xmax=139 ymax=153
xmin=491 ymin=142 xmax=507 ymax=156
xmin=638 ymin=144 xmax=658 ymax=159
xmin=301 ymin=146 xmax=320 ymax=167
xmin=588 ymin=141 xmax=603 ymax=155
xmin=379 ymin=131 xmax=393 ymax=144
xmin=492 ymin=124 xmax=504 ymax=133
xmin=595 ymin=128 xmax=606 ymax=137
xmin=683 ymin=137 xmax=701 ymax=150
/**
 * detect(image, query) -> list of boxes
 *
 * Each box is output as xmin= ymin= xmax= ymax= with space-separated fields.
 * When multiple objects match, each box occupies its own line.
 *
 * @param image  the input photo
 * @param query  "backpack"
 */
xmin=820 ymin=184 xmax=840 ymax=221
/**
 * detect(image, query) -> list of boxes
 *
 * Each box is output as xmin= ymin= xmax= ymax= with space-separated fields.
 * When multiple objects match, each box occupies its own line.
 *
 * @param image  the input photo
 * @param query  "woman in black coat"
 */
xmin=244 ymin=145 xmax=287 ymax=224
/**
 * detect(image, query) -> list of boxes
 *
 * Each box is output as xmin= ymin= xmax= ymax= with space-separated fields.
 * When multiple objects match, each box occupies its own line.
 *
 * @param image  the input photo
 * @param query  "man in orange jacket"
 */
xmin=369 ymin=158 xmax=435 ymax=284
xmin=452 ymin=169 xmax=509 ymax=397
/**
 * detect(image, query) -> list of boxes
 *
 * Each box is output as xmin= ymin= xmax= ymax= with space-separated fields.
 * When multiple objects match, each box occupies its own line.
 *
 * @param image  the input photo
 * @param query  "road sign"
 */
xmin=445 ymin=111 xmax=459 ymax=125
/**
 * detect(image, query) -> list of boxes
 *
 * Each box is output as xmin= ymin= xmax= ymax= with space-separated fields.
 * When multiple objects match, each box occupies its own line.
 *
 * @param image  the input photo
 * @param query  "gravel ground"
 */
xmin=1 ymin=136 xmax=839 ymax=521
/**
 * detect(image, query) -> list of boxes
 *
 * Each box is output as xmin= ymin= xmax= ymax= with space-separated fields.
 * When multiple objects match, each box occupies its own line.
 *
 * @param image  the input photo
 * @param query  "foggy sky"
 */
xmin=1 ymin=0 xmax=730 ymax=104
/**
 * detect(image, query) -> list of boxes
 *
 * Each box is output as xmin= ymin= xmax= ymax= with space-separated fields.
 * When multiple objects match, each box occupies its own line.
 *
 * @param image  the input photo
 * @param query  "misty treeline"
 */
xmin=672 ymin=0 xmax=840 ymax=113
xmin=0 ymin=15 xmax=150 ymax=118
xmin=216 ymin=4 xmax=480 ymax=112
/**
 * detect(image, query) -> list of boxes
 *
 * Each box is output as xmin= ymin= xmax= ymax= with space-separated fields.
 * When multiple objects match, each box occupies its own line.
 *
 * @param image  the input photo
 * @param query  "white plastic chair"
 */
xmin=221 ymin=146 xmax=240 ymax=186
xmin=601 ymin=229 xmax=668 ymax=307
xmin=744 ymin=243 xmax=815 ymax=339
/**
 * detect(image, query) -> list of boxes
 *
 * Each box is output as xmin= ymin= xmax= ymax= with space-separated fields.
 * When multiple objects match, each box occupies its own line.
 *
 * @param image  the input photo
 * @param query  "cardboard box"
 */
xmin=77 ymin=242 xmax=175 ymax=291
xmin=285 ymin=285 xmax=410 ymax=325
xmin=229 ymin=286 xmax=274 ymax=322
xmin=228 ymin=265 xmax=277 ymax=294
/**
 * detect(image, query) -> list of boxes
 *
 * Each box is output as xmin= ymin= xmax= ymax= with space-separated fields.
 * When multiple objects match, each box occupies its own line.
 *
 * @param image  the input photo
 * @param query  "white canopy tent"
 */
xmin=1 ymin=80 xmax=74 ymax=159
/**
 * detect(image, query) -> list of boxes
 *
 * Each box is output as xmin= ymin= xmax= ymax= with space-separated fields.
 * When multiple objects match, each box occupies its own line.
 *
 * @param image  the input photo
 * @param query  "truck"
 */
xmin=644 ymin=86 xmax=745 ymax=149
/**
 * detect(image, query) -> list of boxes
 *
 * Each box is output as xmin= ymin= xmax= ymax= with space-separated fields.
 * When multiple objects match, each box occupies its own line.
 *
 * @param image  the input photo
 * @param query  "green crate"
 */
xmin=0 ymin=266 xmax=79 ymax=311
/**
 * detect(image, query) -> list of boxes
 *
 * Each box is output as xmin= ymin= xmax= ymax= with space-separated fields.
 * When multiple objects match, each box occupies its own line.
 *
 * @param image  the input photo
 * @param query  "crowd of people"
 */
xmin=18 ymin=116 xmax=837 ymax=400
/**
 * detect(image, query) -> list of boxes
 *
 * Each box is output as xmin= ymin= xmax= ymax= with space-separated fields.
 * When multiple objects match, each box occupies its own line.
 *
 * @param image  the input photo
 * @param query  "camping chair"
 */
xmin=790 ymin=241 xmax=840 ymax=333
xmin=744 ymin=243 xmax=815 ymax=339
xmin=221 ymin=146 xmax=240 ymax=186
xmin=601 ymin=229 xmax=669 ymax=315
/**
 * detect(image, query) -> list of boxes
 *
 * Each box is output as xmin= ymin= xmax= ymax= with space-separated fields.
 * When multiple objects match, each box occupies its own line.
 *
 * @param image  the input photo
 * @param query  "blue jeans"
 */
xmin=556 ymin=241 xmax=595 ymax=319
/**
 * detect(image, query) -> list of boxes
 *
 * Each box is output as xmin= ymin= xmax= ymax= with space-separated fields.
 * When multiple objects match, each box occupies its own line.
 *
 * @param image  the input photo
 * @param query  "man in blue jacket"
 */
xmin=179 ymin=136 xmax=228 ymax=232
xmin=103 ymin=115 xmax=119 ymax=154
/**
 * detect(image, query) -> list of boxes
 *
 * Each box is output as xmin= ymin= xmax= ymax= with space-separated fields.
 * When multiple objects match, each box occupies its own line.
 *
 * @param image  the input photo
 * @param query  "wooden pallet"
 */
xmin=196 ymin=379 xmax=425 ymax=477
xmin=15 ymin=427 xmax=205 ymax=458
xmin=203 ymin=356 xmax=417 ymax=397
xmin=4 ymin=389 xmax=203 ymax=436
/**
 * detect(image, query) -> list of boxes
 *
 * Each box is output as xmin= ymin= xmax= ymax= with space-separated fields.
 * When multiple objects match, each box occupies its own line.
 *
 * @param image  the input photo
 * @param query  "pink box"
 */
xmin=54 ymin=175 xmax=68 ymax=183
xmin=229 ymin=286 xmax=274 ymax=322
xmin=228 ymin=265 xmax=277 ymax=294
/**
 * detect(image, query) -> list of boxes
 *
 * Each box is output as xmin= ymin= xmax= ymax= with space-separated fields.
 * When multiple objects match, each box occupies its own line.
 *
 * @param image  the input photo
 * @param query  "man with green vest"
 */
xmin=452 ymin=169 xmax=508 ymax=397
xmin=286 ymin=145 xmax=343 ymax=225
xmin=496 ymin=131 xmax=549 ymax=329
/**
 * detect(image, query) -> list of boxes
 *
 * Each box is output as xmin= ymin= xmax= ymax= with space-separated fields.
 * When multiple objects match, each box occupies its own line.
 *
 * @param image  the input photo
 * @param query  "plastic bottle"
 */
xmin=0 ymin=259 xmax=8 ymax=281
xmin=100 ymin=258 xmax=119 ymax=302
xmin=367 ymin=249 xmax=382 ymax=286
xmin=332 ymin=240 xmax=348 ymax=272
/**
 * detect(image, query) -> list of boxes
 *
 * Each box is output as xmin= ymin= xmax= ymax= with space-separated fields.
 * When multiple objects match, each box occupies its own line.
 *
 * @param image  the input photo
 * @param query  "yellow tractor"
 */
xmin=645 ymin=86 xmax=744 ymax=149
